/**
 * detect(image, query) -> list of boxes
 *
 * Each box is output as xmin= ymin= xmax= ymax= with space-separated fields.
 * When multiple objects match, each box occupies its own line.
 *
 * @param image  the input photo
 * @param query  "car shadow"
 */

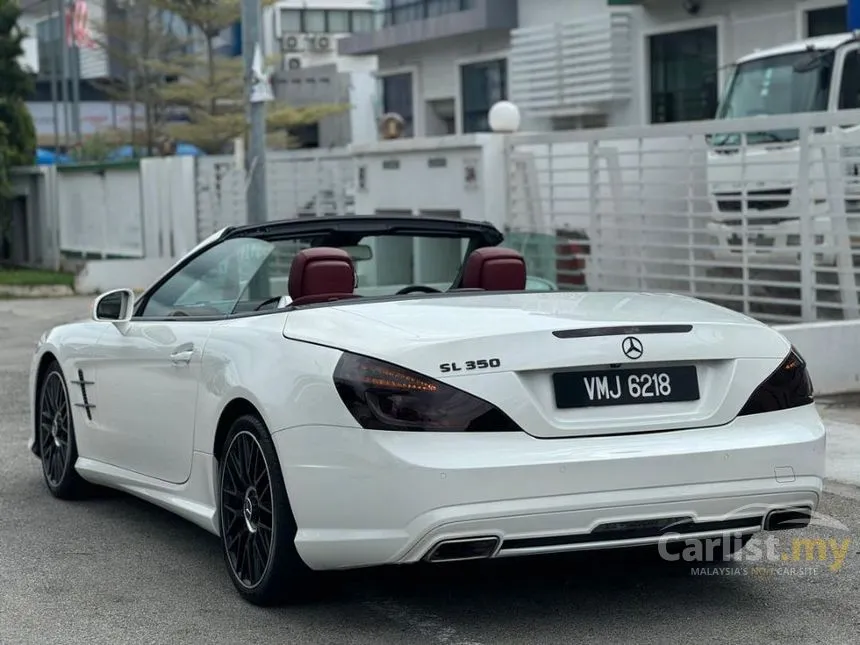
xmin=74 ymin=484 xmax=738 ymax=611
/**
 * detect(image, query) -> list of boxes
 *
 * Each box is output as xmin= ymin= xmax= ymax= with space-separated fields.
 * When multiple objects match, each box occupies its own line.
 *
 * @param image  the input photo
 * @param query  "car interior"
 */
xmin=277 ymin=245 xmax=529 ymax=309
xmin=135 ymin=224 xmax=536 ymax=319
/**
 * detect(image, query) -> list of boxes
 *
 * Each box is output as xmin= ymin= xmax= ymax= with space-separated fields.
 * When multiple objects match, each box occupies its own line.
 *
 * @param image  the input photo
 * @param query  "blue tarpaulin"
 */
xmin=35 ymin=148 xmax=71 ymax=165
xmin=106 ymin=143 xmax=205 ymax=160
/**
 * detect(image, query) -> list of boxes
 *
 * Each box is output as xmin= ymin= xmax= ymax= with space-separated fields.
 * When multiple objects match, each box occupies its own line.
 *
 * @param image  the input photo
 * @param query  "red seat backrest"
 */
xmin=461 ymin=247 xmax=527 ymax=291
xmin=288 ymin=247 xmax=358 ymax=306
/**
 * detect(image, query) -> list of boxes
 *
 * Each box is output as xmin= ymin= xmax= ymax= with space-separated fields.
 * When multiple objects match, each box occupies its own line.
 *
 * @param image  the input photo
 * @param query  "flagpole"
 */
xmin=58 ymin=0 xmax=71 ymax=149
xmin=69 ymin=0 xmax=82 ymax=145
xmin=49 ymin=0 xmax=61 ymax=151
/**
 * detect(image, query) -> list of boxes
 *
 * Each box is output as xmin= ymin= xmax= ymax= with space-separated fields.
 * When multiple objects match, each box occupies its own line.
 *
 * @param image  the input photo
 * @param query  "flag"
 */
xmin=65 ymin=0 xmax=95 ymax=48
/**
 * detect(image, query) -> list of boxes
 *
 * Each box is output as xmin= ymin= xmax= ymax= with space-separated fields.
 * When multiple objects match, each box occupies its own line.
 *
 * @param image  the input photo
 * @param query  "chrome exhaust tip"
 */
xmin=424 ymin=536 xmax=501 ymax=563
xmin=764 ymin=506 xmax=813 ymax=531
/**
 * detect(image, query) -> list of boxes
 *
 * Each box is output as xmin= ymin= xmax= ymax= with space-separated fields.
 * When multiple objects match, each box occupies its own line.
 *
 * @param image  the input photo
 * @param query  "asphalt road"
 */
xmin=2 ymin=297 xmax=859 ymax=645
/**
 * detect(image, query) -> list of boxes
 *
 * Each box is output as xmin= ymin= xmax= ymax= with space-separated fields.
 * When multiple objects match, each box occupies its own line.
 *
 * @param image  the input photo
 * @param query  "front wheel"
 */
xmin=37 ymin=361 xmax=90 ymax=500
xmin=218 ymin=414 xmax=318 ymax=605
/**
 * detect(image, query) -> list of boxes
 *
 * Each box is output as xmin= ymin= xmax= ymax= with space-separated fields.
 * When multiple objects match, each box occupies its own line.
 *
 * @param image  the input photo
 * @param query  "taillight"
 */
xmin=739 ymin=347 xmax=814 ymax=416
xmin=332 ymin=352 xmax=523 ymax=432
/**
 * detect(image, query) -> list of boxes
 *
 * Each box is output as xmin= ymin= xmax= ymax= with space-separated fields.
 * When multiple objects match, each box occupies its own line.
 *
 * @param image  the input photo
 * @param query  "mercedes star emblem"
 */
xmin=621 ymin=336 xmax=644 ymax=360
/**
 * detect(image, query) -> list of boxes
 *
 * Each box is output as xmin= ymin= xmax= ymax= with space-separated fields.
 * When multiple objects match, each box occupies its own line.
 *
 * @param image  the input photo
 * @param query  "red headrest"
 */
xmin=461 ymin=247 xmax=527 ymax=291
xmin=288 ymin=247 xmax=355 ymax=305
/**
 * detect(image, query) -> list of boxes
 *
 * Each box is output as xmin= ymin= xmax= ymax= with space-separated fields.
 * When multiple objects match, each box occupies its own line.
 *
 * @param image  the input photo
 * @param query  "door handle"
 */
xmin=170 ymin=348 xmax=194 ymax=364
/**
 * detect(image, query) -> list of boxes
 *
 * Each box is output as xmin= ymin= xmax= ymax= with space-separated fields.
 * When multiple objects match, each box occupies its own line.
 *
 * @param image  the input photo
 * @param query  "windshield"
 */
xmin=710 ymin=50 xmax=834 ymax=146
xmin=142 ymin=232 xmax=512 ymax=317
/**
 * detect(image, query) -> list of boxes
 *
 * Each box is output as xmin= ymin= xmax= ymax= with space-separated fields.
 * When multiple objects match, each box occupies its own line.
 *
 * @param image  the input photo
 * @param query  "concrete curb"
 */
xmin=0 ymin=284 xmax=76 ymax=298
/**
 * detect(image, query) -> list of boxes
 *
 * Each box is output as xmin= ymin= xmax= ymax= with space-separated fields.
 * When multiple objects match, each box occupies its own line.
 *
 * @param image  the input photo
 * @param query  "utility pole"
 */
xmin=241 ymin=0 xmax=269 ymax=224
xmin=49 ymin=0 xmax=61 ymax=151
xmin=57 ymin=0 xmax=71 ymax=149
xmin=125 ymin=0 xmax=137 ymax=151
xmin=69 ymin=0 xmax=82 ymax=145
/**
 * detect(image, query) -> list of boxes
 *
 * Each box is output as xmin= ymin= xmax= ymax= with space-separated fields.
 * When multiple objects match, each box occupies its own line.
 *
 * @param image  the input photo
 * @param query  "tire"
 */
xmin=218 ymin=413 xmax=318 ymax=605
xmin=36 ymin=361 xmax=89 ymax=500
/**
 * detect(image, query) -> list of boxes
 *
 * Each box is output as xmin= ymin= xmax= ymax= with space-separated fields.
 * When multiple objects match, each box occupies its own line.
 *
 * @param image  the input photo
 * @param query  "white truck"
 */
xmin=705 ymin=31 xmax=860 ymax=315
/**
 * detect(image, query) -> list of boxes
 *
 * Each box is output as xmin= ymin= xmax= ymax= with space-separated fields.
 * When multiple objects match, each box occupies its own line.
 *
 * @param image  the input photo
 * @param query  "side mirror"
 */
xmin=93 ymin=288 xmax=135 ymax=323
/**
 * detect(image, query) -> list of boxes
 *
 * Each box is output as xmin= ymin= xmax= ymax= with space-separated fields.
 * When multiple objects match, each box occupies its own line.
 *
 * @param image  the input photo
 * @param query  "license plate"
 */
xmin=553 ymin=366 xmax=700 ymax=409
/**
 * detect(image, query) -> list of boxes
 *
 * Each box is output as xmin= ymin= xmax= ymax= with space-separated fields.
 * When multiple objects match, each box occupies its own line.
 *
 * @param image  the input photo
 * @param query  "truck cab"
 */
xmin=706 ymin=32 xmax=860 ymax=265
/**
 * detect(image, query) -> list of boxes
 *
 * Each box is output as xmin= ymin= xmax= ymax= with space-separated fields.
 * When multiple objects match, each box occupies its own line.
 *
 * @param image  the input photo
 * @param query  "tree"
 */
xmin=0 ymin=0 xmax=36 ymax=168
xmin=0 ymin=0 xmax=36 ymax=255
xmin=90 ymin=1 xmax=188 ymax=154
xmin=93 ymin=0 xmax=347 ymax=154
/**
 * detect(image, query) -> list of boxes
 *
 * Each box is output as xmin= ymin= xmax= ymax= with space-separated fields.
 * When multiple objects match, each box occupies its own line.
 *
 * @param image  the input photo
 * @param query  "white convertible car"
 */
xmin=30 ymin=215 xmax=825 ymax=605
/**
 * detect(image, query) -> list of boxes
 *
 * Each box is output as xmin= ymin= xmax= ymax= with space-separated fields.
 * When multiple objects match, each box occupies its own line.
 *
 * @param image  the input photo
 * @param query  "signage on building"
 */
xmin=26 ymin=101 xmax=146 ymax=136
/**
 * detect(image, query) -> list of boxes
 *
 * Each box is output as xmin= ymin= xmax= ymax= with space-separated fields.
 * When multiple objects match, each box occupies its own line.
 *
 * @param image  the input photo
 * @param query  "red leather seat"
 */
xmin=461 ymin=247 xmax=527 ymax=291
xmin=288 ymin=247 xmax=358 ymax=307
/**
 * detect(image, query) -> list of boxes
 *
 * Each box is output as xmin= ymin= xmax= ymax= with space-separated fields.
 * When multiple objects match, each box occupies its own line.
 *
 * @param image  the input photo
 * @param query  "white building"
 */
xmin=338 ymin=0 xmax=854 ymax=135
xmin=23 ymin=0 xmax=381 ymax=147
xmin=266 ymin=0 xmax=377 ymax=71
xmin=266 ymin=0 xmax=381 ymax=146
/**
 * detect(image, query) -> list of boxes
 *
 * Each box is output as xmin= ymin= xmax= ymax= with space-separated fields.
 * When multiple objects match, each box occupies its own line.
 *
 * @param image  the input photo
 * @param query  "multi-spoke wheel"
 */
xmin=37 ymin=361 xmax=87 ymax=499
xmin=218 ymin=414 xmax=316 ymax=605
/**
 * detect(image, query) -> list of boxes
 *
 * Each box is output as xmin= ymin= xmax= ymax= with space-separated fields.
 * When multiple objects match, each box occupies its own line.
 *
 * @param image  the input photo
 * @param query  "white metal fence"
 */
xmin=195 ymin=149 xmax=355 ymax=239
xmin=57 ymin=164 xmax=146 ymax=258
xmin=38 ymin=108 xmax=860 ymax=325
xmin=506 ymin=110 xmax=860 ymax=323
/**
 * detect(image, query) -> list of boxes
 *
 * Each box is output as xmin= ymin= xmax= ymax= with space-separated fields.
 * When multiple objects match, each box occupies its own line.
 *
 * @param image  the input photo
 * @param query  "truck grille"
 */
xmin=714 ymin=188 xmax=792 ymax=212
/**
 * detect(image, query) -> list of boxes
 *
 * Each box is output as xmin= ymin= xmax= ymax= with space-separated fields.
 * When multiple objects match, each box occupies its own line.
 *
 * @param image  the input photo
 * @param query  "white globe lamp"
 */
xmin=488 ymin=101 xmax=521 ymax=133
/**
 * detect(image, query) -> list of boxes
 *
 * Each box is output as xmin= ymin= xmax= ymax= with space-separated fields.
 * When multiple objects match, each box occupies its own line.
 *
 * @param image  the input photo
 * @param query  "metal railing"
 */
xmin=506 ymin=109 xmax=860 ymax=323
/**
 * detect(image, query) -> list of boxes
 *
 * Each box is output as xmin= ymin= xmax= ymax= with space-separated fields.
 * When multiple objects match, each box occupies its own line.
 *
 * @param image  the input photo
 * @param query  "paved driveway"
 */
xmin=1 ymin=297 xmax=858 ymax=645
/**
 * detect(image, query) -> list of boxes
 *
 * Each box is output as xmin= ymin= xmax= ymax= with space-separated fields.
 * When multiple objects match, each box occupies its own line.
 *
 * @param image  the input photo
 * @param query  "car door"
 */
xmin=93 ymin=318 xmax=215 ymax=483
xmin=90 ymin=237 xmax=272 ymax=483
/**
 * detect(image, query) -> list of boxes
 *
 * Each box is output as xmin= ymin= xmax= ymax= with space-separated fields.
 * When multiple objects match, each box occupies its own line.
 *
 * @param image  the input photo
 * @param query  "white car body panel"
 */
xmin=29 ymin=288 xmax=826 ymax=571
xmin=281 ymin=292 xmax=791 ymax=438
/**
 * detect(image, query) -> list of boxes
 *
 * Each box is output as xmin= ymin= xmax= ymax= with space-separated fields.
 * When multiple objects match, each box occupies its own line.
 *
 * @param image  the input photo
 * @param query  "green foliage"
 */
xmin=0 ymin=0 xmax=36 ymax=251
xmin=0 ymin=0 xmax=35 ymax=168
xmin=93 ymin=0 xmax=348 ymax=153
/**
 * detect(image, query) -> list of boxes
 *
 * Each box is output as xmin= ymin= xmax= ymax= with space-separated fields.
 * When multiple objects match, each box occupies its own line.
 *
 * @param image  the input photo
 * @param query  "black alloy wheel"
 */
xmin=218 ymin=414 xmax=318 ymax=605
xmin=38 ymin=362 xmax=88 ymax=499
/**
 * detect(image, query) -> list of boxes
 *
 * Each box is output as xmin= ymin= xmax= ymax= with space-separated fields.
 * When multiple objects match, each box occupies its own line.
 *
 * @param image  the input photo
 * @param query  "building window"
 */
xmin=327 ymin=10 xmax=350 ymax=33
xmin=281 ymin=9 xmax=302 ymax=33
xmin=281 ymin=9 xmax=376 ymax=34
xmin=807 ymin=5 xmax=846 ymax=37
xmin=304 ymin=9 xmax=326 ymax=33
xmin=460 ymin=58 xmax=507 ymax=133
xmin=648 ymin=26 xmax=718 ymax=124
xmin=383 ymin=0 xmax=474 ymax=27
xmin=381 ymin=72 xmax=414 ymax=137
xmin=351 ymin=10 xmax=374 ymax=32
xmin=36 ymin=16 xmax=62 ymax=76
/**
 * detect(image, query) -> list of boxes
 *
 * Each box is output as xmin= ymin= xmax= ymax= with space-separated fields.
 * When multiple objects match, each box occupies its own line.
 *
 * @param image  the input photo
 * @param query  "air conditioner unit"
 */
xmin=281 ymin=35 xmax=301 ymax=52
xmin=309 ymin=35 xmax=331 ymax=51
xmin=286 ymin=56 xmax=302 ymax=70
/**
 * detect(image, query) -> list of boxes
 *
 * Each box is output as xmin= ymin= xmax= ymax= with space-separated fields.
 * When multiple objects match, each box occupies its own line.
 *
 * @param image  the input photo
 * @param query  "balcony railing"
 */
xmin=376 ymin=0 xmax=475 ymax=28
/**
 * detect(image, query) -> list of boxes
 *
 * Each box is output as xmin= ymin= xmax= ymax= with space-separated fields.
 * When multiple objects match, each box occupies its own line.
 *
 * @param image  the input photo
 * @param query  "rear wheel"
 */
xmin=218 ymin=414 xmax=317 ymax=605
xmin=37 ymin=362 xmax=89 ymax=500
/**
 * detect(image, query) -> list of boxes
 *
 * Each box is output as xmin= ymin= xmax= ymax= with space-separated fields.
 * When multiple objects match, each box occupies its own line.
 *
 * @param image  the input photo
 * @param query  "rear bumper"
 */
xmin=272 ymin=404 xmax=825 ymax=570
